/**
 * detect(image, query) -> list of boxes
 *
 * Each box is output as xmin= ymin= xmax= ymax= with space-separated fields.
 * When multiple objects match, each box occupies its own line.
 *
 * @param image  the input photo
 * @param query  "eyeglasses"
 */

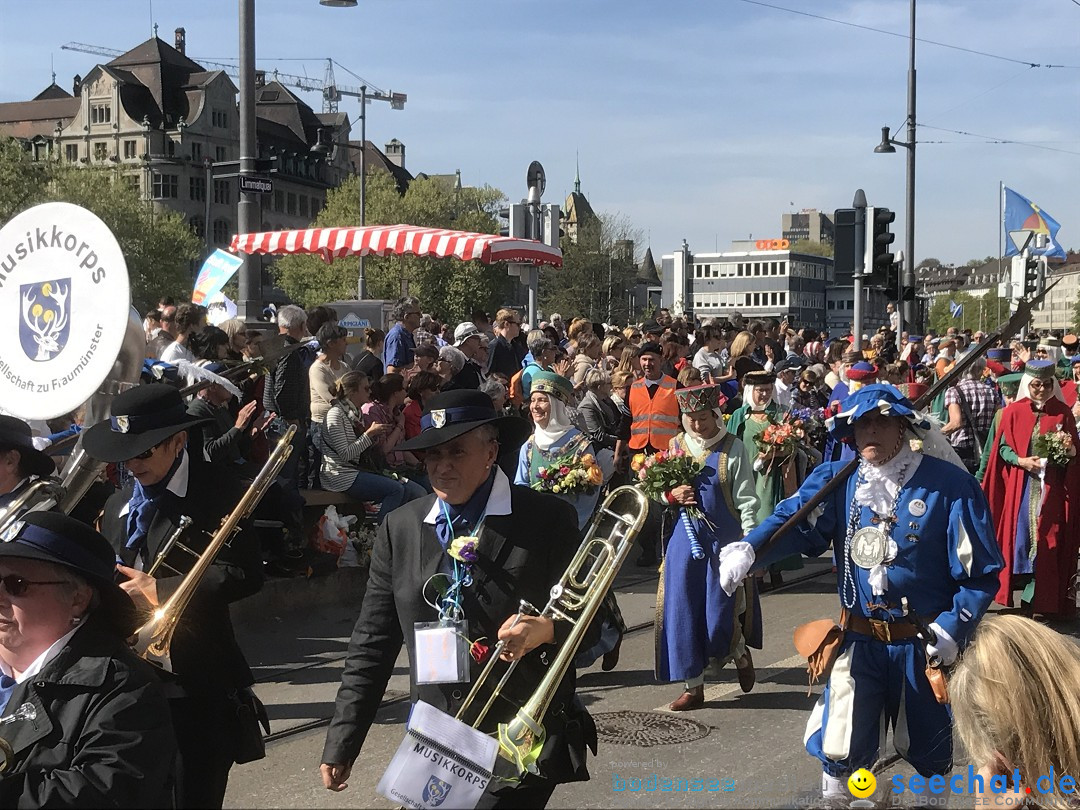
xmin=0 ymin=574 xmax=72 ymax=598
xmin=1028 ymin=380 xmax=1049 ymax=389
xmin=130 ymin=441 xmax=165 ymax=461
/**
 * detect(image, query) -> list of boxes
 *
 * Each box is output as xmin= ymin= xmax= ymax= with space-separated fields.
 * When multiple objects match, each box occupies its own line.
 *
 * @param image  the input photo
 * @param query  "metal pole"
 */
xmin=237 ymin=0 xmax=259 ymax=320
xmin=853 ymin=189 xmax=867 ymax=342
xmin=901 ymin=0 xmax=917 ymax=331
xmin=203 ymin=157 xmax=212 ymax=258
xmin=357 ymin=85 xmax=367 ymax=300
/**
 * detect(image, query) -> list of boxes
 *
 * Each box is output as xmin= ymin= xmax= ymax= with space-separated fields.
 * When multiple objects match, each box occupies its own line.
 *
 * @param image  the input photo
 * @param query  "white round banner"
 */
xmin=0 ymin=202 xmax=130 ymax=420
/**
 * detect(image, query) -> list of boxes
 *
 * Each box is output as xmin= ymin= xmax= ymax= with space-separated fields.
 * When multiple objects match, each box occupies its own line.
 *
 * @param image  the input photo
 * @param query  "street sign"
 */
xmin=239 ymin=175 xmax=273 ymax=195
xmin=338 ymin=312 xmax=370 ymax=330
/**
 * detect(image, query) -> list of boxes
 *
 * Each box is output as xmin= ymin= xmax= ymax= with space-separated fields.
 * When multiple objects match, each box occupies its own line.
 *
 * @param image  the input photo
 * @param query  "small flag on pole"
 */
xmin=949 ymin=300 xmax=963 ymax=319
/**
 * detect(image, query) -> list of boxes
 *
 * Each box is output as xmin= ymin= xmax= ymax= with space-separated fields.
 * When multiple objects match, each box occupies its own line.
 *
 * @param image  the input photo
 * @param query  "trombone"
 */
xmin=132 ymin=423 xmax=296 ymax=671
xmin=455 ymin=485 xmax=648 ymax=778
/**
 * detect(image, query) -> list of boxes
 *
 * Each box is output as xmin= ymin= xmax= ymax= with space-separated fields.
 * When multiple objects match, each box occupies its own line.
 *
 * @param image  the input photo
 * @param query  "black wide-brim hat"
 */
xmin=82 ymin=384 xmax=211 ymax=463
xmin=398 ymin=389 xmax=530 ymax=452
xmin=0 ymin=511 xmax=139 ymax=636
xmin=0 ymin=415 xmax=55 ymax=478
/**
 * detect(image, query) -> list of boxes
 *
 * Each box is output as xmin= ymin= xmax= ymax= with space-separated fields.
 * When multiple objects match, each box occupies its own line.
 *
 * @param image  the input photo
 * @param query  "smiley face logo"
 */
xmin=848 ymin=768 xmax=877 ymax=798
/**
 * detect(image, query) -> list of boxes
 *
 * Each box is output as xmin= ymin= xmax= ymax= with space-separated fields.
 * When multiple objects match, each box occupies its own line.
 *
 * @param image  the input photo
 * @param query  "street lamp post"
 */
xmin=319 ymin=2 xmax=406 ymax=300
xmin=874 ymin=0 xmax=917 ymax=335
xmin=358 ymin=85 xmax=367 ymax=300
xmin=237 ymin=0 xmax=260 ymax=321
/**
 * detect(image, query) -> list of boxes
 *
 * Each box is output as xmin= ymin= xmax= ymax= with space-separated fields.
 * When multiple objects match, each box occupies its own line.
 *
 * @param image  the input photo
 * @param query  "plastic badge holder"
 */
xmin=414 ymin=619 xmax=471 ymax=684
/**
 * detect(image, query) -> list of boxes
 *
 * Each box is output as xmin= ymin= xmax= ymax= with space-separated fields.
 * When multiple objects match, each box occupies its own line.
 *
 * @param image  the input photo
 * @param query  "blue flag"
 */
xmin=1003 ymin=187 xmax=1066 ymax=259
xmin=949 ymin=300 xmax=963 ymax=319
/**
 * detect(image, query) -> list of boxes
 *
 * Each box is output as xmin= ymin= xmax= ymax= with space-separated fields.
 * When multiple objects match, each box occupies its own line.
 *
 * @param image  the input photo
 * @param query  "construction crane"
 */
xmin=62 ymin=42 xmax=330 ymax=103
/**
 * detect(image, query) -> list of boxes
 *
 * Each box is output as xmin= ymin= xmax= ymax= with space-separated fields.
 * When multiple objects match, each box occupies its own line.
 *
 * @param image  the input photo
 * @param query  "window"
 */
xmin=189 ymin=176 xmax=206 ymax=202
xmin=93 ymin=142 xmax=107 ymax=161
xmin=167 ymin=139 xmax=176 ymax=157
xmin=65 ymin=144 xmax=78 ymax=162
xmin=212 ymin=219 xmax=230 ymax=245
xmin=190 ymin=216 xmax=205 ymax=239
xmin=213 ymin=180 xmax=230 ymax=205
xmin=215 ymin=146 xmax=227 ymax=162
xmin=286 ymin=193 xmax=297 ymax=215
xmin=311 ymin=197 xmax=322 ymax=218
xmin=212 ymin=109 xmax=228 ymax=128
xmin=90 ymin=103 xmax=111 ymax=124
xmin=191 ymin=142 xmax=202 ymax=162
xmin=124 ymin=175 xmax=140 ymax=192
xmin=299 ymin=195 xmax=309 ymax=218
xmin=123 ymin=140 xmax=137 ymax=159
xmin=152 ymin=173 xmax=178 ymax=199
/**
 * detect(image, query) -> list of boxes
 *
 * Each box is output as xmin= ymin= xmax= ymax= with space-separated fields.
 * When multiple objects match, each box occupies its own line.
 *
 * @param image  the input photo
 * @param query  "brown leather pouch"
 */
xmin=924 ymin=665 xmax=949 ymax=705
xmin=793 ymin=619 xmax=844 ymax=695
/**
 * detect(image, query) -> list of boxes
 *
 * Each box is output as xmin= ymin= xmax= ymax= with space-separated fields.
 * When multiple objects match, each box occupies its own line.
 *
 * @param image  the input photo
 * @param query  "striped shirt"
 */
xmin=318 ymin=400 xmax=375 ymax=492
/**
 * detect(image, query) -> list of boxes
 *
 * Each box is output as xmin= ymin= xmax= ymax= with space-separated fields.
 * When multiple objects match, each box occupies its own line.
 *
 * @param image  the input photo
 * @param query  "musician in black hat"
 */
xmin=0 ymin=416 xmax=56 ymax=510
xmin=83 ymin=384 xmax=264 ymax=809
xmin=0 ymin=511 xmax=176 ymax=807
xmin=321 ymin=389 xmax=598 ymax=808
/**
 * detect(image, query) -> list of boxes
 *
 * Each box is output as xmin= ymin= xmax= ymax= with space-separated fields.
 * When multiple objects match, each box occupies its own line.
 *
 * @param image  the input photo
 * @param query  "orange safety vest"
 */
xmin=628 ymin=376 xmax=680 ymax=451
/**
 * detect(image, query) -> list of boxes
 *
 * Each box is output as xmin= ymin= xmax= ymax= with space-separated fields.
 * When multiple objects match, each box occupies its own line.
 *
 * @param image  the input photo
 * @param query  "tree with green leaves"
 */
xmin=791 ymin=239 xmax=833 ymax=258
xmin=540 ymin=213 xmax=642 ymax=325
xmin=0 ymin=138 xmax=200 ymax=313
xmin=271 ymin=172 xmax=513 ymax=321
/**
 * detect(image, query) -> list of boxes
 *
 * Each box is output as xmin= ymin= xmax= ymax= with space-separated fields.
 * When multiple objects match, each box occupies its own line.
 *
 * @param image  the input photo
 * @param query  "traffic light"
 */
xmin=498 ymin=204 xmax=527 ymax=239
xmin=883 ymin=260 xmax=900 ymax=300
xmin=833 ymin=208 xmax=856 ymax=278
xmin=864 ymin=206 xmax=896 ymax=286
xmin=1024 ymin=255 xmax=1045 ymax=297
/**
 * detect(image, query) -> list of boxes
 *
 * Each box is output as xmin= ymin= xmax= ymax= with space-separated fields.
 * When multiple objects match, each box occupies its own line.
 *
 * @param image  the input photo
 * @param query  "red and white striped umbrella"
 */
xmin=230 ymin=224 xmax=562 ymax=268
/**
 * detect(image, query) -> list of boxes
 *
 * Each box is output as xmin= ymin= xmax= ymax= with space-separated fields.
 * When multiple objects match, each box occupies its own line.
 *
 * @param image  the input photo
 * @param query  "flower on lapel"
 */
xmin=909 ymin=438 xmax=924 ymax=453
xmin=448 ymin=536 xmax=479 ymax=564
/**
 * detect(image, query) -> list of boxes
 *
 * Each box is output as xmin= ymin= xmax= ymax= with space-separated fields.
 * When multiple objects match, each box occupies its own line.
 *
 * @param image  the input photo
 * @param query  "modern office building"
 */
xmin=782 ymin=208 xmax=834 ymax=245
xmin=661 ymin=242 xmax=832 ymax=328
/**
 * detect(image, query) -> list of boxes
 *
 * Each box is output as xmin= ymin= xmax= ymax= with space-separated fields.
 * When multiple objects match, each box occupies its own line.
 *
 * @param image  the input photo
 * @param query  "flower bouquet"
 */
xmin=1033 ymin=425 xmax=1075 ymax=467
xmin=754 ymin=415 xmax=806 ymax=474
xmin=789 ymin=406 xmax=827 ymax=450
xmin=632 ymin=448 xmax=712 ymax=560
xmin=532 ymin=453 xmax=604 ymax=495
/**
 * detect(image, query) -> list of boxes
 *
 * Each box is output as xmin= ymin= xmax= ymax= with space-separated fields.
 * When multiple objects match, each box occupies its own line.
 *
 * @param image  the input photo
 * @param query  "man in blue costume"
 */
xmin=656 ymin=384 xmax=760 ymax=710
xmin=717 ymin=384 xmax=1003 ymax=801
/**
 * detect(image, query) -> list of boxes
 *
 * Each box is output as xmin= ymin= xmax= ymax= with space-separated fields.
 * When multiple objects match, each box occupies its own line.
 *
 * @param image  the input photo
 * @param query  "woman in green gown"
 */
xmin=728 ymin=369 xmax=806 ymax=588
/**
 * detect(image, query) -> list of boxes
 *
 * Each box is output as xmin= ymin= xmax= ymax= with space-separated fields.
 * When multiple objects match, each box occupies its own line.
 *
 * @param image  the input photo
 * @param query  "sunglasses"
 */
xmin=0 ymin=574 xmax=72 ymax=598
xmin=130 ymin=441 xmax=165 ymax=461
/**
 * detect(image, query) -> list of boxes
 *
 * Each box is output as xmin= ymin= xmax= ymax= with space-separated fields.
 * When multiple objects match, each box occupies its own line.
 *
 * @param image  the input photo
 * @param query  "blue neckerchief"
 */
xmin=434 ymin=469 xmax=497 ymax=551
xmin=0 ymin=671 xmax=16 ymax=715
xmin=125 ymin=453 xmax=183 ymax=563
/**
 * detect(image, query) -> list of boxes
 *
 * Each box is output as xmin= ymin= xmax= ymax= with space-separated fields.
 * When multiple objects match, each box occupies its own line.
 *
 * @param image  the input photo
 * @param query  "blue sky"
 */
xmin=2 ymin=0 xmax=1078 ymax=266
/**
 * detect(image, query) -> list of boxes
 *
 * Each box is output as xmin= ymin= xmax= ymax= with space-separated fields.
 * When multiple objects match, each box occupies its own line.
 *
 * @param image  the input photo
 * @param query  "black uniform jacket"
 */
xmin=0 ymin=617 xmax=177 ymax=808
xmin=98 ymin=459 xmax=262 ymax=696
xmin=322 ymin=482 xmax=598 ymax=790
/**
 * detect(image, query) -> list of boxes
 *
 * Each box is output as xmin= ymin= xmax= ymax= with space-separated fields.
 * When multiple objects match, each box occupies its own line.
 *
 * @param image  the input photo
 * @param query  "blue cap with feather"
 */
xmin=826 ymin=383 xmax=931 ymax=442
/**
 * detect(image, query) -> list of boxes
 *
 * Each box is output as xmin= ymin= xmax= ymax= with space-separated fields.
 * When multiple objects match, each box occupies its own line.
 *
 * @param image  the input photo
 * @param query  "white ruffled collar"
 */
xmin=855 ymin=442 xmax=922 ymax=515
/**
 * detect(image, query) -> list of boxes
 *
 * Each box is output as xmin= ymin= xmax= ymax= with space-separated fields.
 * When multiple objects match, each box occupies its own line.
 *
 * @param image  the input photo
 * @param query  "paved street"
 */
xmin=221 ymin=556 xmax=1007 ymax=809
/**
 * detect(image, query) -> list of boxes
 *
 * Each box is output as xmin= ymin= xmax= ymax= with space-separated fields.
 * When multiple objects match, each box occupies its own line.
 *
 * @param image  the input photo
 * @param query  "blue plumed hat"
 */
xmin=826 ymin=383 xmax=931 ymax=442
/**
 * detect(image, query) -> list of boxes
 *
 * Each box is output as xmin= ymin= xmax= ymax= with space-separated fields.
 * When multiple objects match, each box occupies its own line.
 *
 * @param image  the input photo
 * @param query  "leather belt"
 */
xmin=840 ymin=609 xmax=924 ymax=643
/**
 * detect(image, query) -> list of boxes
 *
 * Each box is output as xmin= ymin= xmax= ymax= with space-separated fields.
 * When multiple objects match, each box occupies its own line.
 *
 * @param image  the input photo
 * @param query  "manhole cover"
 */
xmin=593 ymin=710 xmax=710 ymax=747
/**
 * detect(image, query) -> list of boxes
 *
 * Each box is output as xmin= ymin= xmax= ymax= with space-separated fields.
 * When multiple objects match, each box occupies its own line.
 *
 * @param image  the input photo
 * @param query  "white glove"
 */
xmin=807 ymin=503 xmax=826 ymax=528
xmin=926 ymin=622 xmax=958 ymax=666
xmin=717 ymin=541 xmax=755 ymax=597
